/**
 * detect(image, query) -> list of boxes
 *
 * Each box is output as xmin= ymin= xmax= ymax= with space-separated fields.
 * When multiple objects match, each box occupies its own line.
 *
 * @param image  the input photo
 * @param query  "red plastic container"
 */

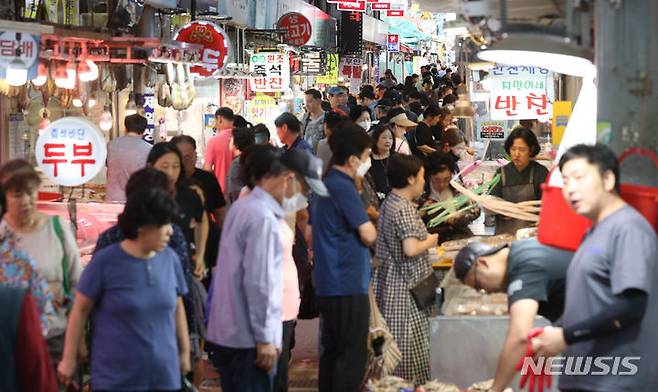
xmin=538 ymin=147 xmax=658 ymax=251
xmin=538 ymin=169 xmax=592 ymax=251
xmin=37 ymin=192 xmax=63 ymax=202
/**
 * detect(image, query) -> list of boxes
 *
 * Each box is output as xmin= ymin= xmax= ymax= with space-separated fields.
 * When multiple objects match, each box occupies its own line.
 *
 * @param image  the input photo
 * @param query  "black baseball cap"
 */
xmin=454 ymin=242 xmax=508 ymax=282
xmin=280 ymin=149 xmax=329 ymax=197
xmin=377 ymin=98 xmax=393 ymax=109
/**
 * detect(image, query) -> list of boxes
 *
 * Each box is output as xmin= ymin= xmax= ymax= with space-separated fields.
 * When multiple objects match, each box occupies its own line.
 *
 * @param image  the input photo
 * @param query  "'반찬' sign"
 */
xmin=249 ymin=52 xmax=290 ymax=92
xmin=489 ymin=66 xmax=553 ymax=121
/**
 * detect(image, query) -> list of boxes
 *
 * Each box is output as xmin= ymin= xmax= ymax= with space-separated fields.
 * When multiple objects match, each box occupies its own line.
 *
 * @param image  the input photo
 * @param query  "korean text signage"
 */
xmin=387 ymin=34 xmax=399 ymax=52
xmin=143 ymin=88 xmax=156 ymax=144
xmin=489 ymin=66 xmax=553 ymax=120
xmin=371 ymin=2 xmax=390 ymax=10
xmin=277 ymin=13 xmax=313 ymax=47
xmin=249 ymin=52 xmax=290 ymax=92
xmin=340 ymin=12 xmax=363 ymax=56
xmin=0 ymin=31 xmax=39 ymax=79
xmin=174 ymin=21 xmax=231 ymax=77
xmin=36 ymin=117 xmax=106 ymax=187
xmin=246 ymin=94 xmax=279 ymax=126
xmin=337 ymin=1 xmax=365 ymax=11
xmin=316 ymin=54 xmax=339 ymax=84
xmin=387 ymin=10 xmax=404 ymax=17
xmin=477 ymin=120 xmax=507 ymax=140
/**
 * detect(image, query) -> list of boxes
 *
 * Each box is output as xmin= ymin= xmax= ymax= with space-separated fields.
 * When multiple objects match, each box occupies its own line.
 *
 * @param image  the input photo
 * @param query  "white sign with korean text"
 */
xmin=489 ymin=66 xmax=553 ymax=121
xmin=249 ymin=52 xmax=291 ymax=93
xmin=35 ymin=117 xmax=107 ymax=187
xmin=0 ymin=31 xmax=39 ymax=79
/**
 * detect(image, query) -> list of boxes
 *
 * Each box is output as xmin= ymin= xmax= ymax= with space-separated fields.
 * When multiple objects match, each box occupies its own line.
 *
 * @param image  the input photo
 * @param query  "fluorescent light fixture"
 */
xmin=478 ymin=33 xmax=595 ymax=77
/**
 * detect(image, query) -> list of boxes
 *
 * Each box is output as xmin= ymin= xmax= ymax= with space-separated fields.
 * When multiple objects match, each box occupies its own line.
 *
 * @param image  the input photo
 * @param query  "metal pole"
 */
xmin=595 ymin=0 xmax=658 ymax=187
xmin=500 ymin=0 xmax=507 ymax=31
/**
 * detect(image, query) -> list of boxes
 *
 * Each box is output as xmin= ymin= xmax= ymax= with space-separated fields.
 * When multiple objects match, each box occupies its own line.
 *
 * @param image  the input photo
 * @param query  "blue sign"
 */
xmin=387 ymin=42 xmax=399 ymax=52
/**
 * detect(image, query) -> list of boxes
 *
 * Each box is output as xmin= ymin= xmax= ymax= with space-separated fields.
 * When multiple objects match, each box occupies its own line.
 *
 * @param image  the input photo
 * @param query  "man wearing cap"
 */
xmin=388 ymin=107 xmax=417 ymax=155
xmin=454 ymin=238 xmax=574 ymax=392
xmin=327 ymin=86 xmax=350 ymax=115
xmin=206 ymin=146 xmax=328 ymax=392
xmin=275 ymin=112 xmax=313 ymax=154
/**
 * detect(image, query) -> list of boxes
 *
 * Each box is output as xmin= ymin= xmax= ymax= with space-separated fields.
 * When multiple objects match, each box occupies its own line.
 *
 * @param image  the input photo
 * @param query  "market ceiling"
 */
xmin=413 ymin=0 xmax=563 ymax=21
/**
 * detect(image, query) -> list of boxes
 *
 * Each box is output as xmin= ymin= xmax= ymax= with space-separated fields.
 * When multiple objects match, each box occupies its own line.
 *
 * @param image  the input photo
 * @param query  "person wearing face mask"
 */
xmin=439 ymin=126 xmax=475 ymax=173
xmin=206 ymin=145 xmax=328 ymax=392
xmin=373 ymin=154 xmax=439 ymax=384
xmin=490 ymin=127 xmax=548 ymax=235
xmin=421 ymin=153 xmax=480 ymax=243
xmin=309 ymin=123 xmax=377 ymax=392
xmin=349 ymin=105 xmax=372 ymax=132
xmin=387 ymin=108 xmax=417 ymax=156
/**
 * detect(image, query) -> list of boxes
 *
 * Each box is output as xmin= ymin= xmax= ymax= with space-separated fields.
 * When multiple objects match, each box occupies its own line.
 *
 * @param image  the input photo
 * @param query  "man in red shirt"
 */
xmin=204 ymin=107 xmax=236 ymax=192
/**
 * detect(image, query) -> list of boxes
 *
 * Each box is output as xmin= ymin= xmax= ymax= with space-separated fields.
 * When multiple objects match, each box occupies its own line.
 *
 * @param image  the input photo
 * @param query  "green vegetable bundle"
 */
xmin=422 ymin=174 xmax=501 ymax=228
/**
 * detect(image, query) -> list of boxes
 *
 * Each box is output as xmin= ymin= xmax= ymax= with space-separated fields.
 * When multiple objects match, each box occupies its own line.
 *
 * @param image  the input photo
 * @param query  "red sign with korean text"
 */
xmin=386 ymin=9 xmax=405 ymax=17
xmin=338 ymin=1 xmax=366 ymax=11
xmin=174 ymin=21 xmax=231 ymax=77
xmin=371 ymin=2 xmax=390 ymax=9
xmin=277 ymin=13 xmax=313 ymax=47
xmin=35 ymin=117 xmax=106 ymax=187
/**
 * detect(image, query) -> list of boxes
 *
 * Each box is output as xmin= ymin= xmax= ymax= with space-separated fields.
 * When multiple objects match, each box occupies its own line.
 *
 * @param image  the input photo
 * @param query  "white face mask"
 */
xmin=356 ymin=157 xmax=372 ymax=178
xmin=282 ymin=178 xmax=308 ymax=213
xmin=357 ymin=120 xmax=371 ymax=131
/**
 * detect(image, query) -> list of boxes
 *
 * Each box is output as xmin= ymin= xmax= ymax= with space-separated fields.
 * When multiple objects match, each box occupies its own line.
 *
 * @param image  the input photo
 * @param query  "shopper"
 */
xmin=357 ymin=89 xmax=377 ymax=119
xmin=490 ymin=127 xmax=548 ymax=235
xmin=388 ymin=109 xmax=416 ymax=155
xmin=373 ymin=154 xmax=438 ymax=384
xmin=317 ymin=111 xmax=348 ymax=173
xmin=380 ymin=69 xmax=397 ymax=89
xmin=310 ymin=123 xmax=376 ymax=392
xmin=369 ymin=125 xmax=395 ymax=201
xmin=206 ymin=145 xmax=327 ymax=392
xmin=531 ymin=144 xmax=658 ymax=392
xmin=172 ymin=135 xmax=226 ymax=287
xmin=105 ymin=113 xmax=152 ymax=202
xmin=413 ymin=104 xmax=442 ymax=158
xmin=148 ymin=142 xmax=208 ymax=276
xmin=276 ymin=112 xmax=313 ymax=154
xmin=0 ymin=160 xmax=81 ymax=364
xmin=327 ymin=86 xmax=350 ymax=114
xmin=58 ymin=187 xmax=190 ymax=390
xmin=421 ymin=79 xmax=439 ymax=102
xmin=453 ymin=238 xmax=573 ymax=391
xmin=422 ymin=154 xmax=479 ymax=242
xmin=204 ymin=107 xmax=236 ymax=192
xmin=302 ymin=89 xmax=326 ymax=152
xmin=350 ymin=105 xmax=373 ymax=131
xmin=224 ymin=127 xmax=256 ymax=204
xmin=254 ymin=124 xmax=272 ymax=145
xmin=0 ymin=286 xmax=58 ymax=392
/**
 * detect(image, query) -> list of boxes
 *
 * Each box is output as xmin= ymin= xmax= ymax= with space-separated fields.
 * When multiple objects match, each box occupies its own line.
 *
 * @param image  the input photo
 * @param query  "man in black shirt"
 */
xmin=172 ymin=135 xmax=227 ymax=278
xmin=454 ymin=238 xmax=573 ymax=392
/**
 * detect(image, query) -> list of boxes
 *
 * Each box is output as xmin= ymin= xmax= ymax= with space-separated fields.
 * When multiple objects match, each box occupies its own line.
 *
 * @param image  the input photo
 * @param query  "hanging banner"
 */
xmin=316 ymin=54 xmax=339 ymax=84
xmin=174 ymin=21 xmax=231 ymax=78
xmin=552 ymin=101 xmax=572 ymax=145
xmin=489 ymin=65 xmax=553 ymax=121
xmin=386 ymin=34 xmax=399 ymax=52
xmin=277 ymin=13 xmax=313 ymax=47
xmin=35 ymin=117 xmax=107 ymax=187
xmin=143 ymin=88 xmax=156 ymax=144
xmin=371 ymin=2 xmax=390 ymax=10
xmin=0 ymin=31 xmax=39 ymax=79
xmin=299 ymin=51 xmax=326 ymax=75
xmin=386 ymin=9 xmax=405 ymax=17
xmin=340 ymin=11 xmax=363 ymax=56
xmin=249 ymin=52 xmax=291 ymax=92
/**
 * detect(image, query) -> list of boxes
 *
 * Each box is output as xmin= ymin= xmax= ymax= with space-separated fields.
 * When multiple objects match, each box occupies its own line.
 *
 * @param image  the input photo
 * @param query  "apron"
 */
xmin=495 ymin=164 xmax=537 ymax=235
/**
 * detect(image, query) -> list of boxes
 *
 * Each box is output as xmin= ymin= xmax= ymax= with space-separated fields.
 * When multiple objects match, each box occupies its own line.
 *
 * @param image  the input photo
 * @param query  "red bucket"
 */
xmin=618 ymin=148 xmax=658 ymax=231
xmin=538 ymin=169 xmax=592 ymax=251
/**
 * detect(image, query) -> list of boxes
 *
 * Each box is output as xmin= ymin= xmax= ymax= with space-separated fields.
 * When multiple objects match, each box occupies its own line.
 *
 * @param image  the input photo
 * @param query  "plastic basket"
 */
xmin=537 ymin=169 xmax=592 ymax=251
xmin=618 ymin=148 xmax=658 ymax=231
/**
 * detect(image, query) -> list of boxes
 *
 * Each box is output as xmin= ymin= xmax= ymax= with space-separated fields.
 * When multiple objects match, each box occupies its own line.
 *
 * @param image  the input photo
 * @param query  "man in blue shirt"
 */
xmin=276 ymin=112 xmax=313 ymax=154
xmin=309 ymin=123 xmax=377 ymax=392
xmin=206 ymin=146 xmax=327 ymax=392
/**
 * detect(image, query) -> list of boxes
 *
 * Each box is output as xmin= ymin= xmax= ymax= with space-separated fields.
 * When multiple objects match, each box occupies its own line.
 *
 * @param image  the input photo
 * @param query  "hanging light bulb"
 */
xmin=38 ymin=110 xmax=50 ymax=134
xmin=73 ymin=97 xmax=83 ymax=107
xmin=88 ymin=96 xmax=97 ymax=108
xmin=31 ymin=61 xmax=48 ymax=87
xmin=99 ymin=106 xmax=113 ymax=131
xmin=125 ymin=93 xmax=137 ymax=116
xmin=7 ymin=48 xmax=28 ymax=87
xmin=79 ymin=59 xmax=98 ymax=82
xmin=62 ymin=59 xmax=77 ymax=89
xmin=55 ymin=62 xmax=69 ymax=88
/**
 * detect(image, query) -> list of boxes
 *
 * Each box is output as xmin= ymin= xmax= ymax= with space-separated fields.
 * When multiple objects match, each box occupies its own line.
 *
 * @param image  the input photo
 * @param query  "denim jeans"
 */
xmin=207 ymin=342 xmax=275 ymax=392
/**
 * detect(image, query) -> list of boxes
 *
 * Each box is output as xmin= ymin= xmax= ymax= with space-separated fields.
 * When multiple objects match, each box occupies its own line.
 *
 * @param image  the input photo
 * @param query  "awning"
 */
xmin=386 ymin=18 xmax=432 ymax=47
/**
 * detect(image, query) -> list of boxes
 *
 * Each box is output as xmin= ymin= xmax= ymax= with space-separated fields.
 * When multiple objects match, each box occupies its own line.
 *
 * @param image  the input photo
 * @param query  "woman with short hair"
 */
xmin=373 ymin=154 xmax=439 ymax=384
xmin=58 ymin=187 xmax=190 ymax=389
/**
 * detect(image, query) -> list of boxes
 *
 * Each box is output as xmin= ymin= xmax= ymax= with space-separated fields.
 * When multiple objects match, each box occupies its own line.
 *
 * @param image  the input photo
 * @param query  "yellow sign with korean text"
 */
xmin=315 ymin=54 xmax=338 ymax=85
xmin=552 ymin=101 xmax=572 ymax=145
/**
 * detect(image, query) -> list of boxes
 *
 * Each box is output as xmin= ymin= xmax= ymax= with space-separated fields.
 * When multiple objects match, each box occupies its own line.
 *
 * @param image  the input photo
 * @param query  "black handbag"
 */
xmin=409 ymin=273 xmax=440 ymax=311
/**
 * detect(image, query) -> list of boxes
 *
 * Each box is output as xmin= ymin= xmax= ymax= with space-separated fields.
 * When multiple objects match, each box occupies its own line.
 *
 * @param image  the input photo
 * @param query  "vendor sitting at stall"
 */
xmin=490 ymin=127 xmax=548 ymax=235
xmin=454 ymin=238 xmax=574 ymax=392
xmin=421 ymin=153 xmax=479 ymax=244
